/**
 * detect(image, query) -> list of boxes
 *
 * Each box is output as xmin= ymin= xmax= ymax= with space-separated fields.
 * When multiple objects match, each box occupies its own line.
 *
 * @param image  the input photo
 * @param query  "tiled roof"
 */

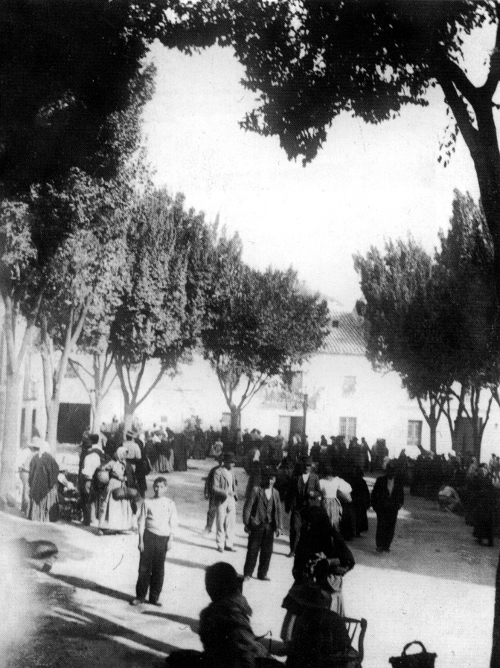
xmin=320 ymin=311 xmax=366 ymax=356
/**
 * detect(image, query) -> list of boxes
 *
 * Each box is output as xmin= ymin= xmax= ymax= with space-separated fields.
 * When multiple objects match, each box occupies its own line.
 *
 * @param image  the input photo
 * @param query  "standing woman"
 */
xmin=291 ymin=505 xmax=355 ymax=615
xmin=99 ymin=446 xmax=134 ymax=534
xmin=28 ymin=438 xmax=60 ymax=522
xmin=318 ymin=465 xmax=351 ymax=531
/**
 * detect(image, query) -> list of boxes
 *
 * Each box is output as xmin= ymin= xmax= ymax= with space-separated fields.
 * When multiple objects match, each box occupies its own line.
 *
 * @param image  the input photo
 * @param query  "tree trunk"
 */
xmin=123 ymin=405 xmax=134 ymax=434
xmin=45 ymin=398 xmax=59 ymax=449
xmin=0 ymin=294 xmax=37 ymax=503
xmin=492 ymin=552 xmax=500 ymax=667
xmin=0 ymin=370 xmax=22 ymax=503
xmin=229 ymin=406 xmax=241 ymax=442
xmin=0 ymin=329 xmax=6 ymax=449
xmin=429 ymin=418 xmax=437 ymax=454
xmin=91 ymin=398 xmax=102 ymax=433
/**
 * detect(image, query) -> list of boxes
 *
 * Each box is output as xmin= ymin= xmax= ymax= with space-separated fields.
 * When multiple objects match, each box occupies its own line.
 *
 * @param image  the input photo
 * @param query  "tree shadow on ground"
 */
xmin=8 ymin=577 xmax=180 ymax=668
xmin=48 ymin=573 xmax=132 ymax=601
xmin=142 ymin=610 xmax=199 ymax=633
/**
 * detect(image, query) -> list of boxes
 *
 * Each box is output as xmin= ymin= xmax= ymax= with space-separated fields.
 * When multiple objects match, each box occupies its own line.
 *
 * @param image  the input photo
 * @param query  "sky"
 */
xmin=142 ymin=37 xmax=486 ymax=310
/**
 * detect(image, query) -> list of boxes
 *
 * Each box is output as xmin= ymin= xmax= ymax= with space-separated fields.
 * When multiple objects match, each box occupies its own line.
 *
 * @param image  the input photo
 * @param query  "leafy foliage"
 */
xmin=202 ymin=260 xmax=330 ymax=416
xmin=108 ymin=188 xmax=218 ymax=420
xmin=164 ymin=1 xmax=492 ymax=163
xmin=354 ymin=190 xmax=499 ymax=454
xmin=0 ymin=0 xmax=162 ymax=196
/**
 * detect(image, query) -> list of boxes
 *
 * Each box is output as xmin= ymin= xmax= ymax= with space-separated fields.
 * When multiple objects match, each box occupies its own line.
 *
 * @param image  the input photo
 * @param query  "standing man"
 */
xmin=243 ymin=467 xmax=283 ymax=581
xmin=213 ymin=452 xmax=238 ymax=552
xmin=130 ymin=477 xmax=178 ymax=607
xmin=285 ymin=455 xmax=321 ymax=558
xmin=203 ymin=456 xmax=223 ymax=534
xmin=79 ymin=434 xmax=107 ymax=526
xmin=371 ymin=462 xmax=404 ymax=553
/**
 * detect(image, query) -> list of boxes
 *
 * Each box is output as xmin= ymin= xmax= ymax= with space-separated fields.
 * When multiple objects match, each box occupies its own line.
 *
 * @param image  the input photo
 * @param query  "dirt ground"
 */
xmin=0 ymin=460 xmax=497 ymax=668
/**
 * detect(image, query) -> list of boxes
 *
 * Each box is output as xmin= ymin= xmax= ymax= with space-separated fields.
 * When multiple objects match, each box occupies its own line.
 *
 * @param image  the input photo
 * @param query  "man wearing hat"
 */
xmin=212 ymin=452 xmax=238 ymax=552
xmin=243 ymin=467 xmax=283 ymax=581
xmin=285 ymin=456 xmax=321 ymax=557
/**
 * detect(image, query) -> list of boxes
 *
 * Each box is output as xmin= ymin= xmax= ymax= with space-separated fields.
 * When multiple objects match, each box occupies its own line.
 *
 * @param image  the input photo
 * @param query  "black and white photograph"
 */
xmin=0 ymin=2 xmax=499 ymax=667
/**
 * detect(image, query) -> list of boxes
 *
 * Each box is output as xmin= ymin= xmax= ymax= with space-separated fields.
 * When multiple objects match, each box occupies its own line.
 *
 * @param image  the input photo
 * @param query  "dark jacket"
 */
xmin=243 ymin=486 xmax=283 ymax=532
xmin=199 ymin=593 xmax=267 ymax=668
xmin=286 ymin=472 xmax=321 ymax=513
xmin=371 ymin=475 xmax=404 ymax=513
xmin=29 ymin=453 xmax=59 ymax=503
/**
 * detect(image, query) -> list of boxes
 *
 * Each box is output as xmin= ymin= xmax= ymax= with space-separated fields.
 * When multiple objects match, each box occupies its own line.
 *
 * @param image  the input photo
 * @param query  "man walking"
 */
xmin=371 ymin=462 xmax=404 ymax=553
xmin=243 ymin=467 xmax=283 ymax=581
xmin=130 ymin=477 xmax=177 ymax=607
xmin=213 ymin=452 xmax=238 ymax=552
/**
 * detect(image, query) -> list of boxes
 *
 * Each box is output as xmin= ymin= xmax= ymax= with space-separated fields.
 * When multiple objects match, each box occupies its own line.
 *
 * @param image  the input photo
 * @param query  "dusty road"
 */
xmin=0 ymin=460 xmax=497 ymax=668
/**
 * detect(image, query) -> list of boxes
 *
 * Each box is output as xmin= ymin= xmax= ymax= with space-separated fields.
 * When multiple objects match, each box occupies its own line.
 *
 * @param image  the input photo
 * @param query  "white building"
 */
xmin=8 ymin=309 xmax=500 ymax=461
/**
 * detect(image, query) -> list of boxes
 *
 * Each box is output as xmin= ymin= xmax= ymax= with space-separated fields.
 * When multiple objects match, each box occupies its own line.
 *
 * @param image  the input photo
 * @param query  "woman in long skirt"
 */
xmin=99 ymin=447 xmax=133 ymax=533
xmin=28 ymin=438 xmax=60 ymax=522
xmin=157 ymin=438 xmax=174 ymax=473
xmin=319 ymin=465 xmax=351 ymax=531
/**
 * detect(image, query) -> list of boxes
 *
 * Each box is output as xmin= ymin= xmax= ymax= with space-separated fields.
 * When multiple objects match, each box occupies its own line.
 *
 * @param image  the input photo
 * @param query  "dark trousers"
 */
xmin=244 ymin=523 xmax=275 ymax=578
xmin=289 ymin=509 xmax=303 ymax=553
xmin=136 ymin=530 xmax=169 ymax=603
xmin=375 ymin=509 xmax=399 ymax=550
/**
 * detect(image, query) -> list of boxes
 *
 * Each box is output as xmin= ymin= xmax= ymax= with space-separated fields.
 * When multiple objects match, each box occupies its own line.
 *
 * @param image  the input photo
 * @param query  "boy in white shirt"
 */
xmin=130 ymin=477 xmax=177 ymax=607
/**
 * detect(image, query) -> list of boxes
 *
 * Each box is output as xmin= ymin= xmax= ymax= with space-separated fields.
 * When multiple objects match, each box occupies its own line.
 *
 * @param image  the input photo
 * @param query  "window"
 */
xmin=407 ymin=420 xmax=422 ymax=447
xmin=342 ymin=376 xmax=356 ymax=397
xmin=339 ymin=417 xmax=357 ymax=443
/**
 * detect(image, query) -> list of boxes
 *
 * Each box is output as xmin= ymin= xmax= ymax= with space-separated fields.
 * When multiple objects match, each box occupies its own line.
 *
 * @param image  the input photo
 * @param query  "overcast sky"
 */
xmin=142 ymin=39 xmax=485 ymax=310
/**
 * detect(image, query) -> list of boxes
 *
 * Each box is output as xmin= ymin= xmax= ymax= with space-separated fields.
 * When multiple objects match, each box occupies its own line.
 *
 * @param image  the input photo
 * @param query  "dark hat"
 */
xmin=262 ymin=466 xmax=278 ymax=478
xmin=300 ymin=455 xmax=313 ymax=465
xmin=223 ymin=452 xmax=236 ymax=463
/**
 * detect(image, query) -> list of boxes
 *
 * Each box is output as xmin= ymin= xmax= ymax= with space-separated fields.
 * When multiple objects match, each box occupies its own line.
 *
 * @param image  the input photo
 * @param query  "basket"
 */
xmin=112 ymin=485 xmax=139 ymax=501
xmin=95 ymin=469 xmax=110 ymax=485
xmin=389 ymin=642 xmax=436 ymax=668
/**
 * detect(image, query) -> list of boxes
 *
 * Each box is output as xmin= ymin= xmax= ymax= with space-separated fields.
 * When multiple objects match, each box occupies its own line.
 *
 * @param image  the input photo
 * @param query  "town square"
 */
xmin=2 ymin=2 xmax=500 ymax=668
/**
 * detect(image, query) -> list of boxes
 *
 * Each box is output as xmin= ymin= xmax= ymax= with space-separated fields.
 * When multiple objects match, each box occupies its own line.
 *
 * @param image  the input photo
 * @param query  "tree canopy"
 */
xmin=0 ymin=0 xmax=165 ymax=197
xmin=163 ymin=1 xmax=500 ymax=292
xmin=202 ymin=260 xmax=330 ymax=430
xmin=355 ymin=190 xmax=498 ymax=456
xmin=109 ymin=188 xmax=216 ymax=427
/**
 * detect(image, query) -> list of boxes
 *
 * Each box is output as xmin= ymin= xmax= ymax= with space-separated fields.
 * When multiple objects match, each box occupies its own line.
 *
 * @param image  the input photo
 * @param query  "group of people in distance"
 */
xmin=403 ymin=447 xmax=497 ymax=548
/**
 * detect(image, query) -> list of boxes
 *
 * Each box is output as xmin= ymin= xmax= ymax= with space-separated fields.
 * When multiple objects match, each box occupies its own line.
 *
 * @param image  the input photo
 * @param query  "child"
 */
xmin=130 ymin=477 xmax=178 ymax=607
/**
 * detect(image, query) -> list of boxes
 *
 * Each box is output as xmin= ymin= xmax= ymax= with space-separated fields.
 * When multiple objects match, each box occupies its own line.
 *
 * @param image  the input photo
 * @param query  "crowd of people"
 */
xmin=397 ymin=447 xmax=498 ymax=548
xmin=16 ymin=419 xmax=498 ymax=667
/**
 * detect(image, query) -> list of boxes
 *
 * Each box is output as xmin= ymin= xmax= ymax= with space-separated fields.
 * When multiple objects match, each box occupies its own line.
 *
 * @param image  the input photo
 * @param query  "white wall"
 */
xmin=17 ymin=344 xmax=500 ymax=463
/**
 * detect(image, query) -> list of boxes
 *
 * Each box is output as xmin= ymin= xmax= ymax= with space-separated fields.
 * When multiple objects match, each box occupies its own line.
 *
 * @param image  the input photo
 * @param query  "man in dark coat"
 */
xmin=243 ymin=467 xmax=284 ymax=581
xmin=371 ymin=462 xmax=404 ymax=552
xmin=285 ymin=456 xmax=321 ymax=557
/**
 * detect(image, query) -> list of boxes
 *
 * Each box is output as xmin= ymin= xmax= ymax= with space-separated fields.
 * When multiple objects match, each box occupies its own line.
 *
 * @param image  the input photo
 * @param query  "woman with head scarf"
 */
xmin=28 ymin=438 xmax=60 ymax=522
xmin=98 ymin=446 xmax=134 ymax=534
xmin=292 ymin=505 xmax=355 ymax=615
